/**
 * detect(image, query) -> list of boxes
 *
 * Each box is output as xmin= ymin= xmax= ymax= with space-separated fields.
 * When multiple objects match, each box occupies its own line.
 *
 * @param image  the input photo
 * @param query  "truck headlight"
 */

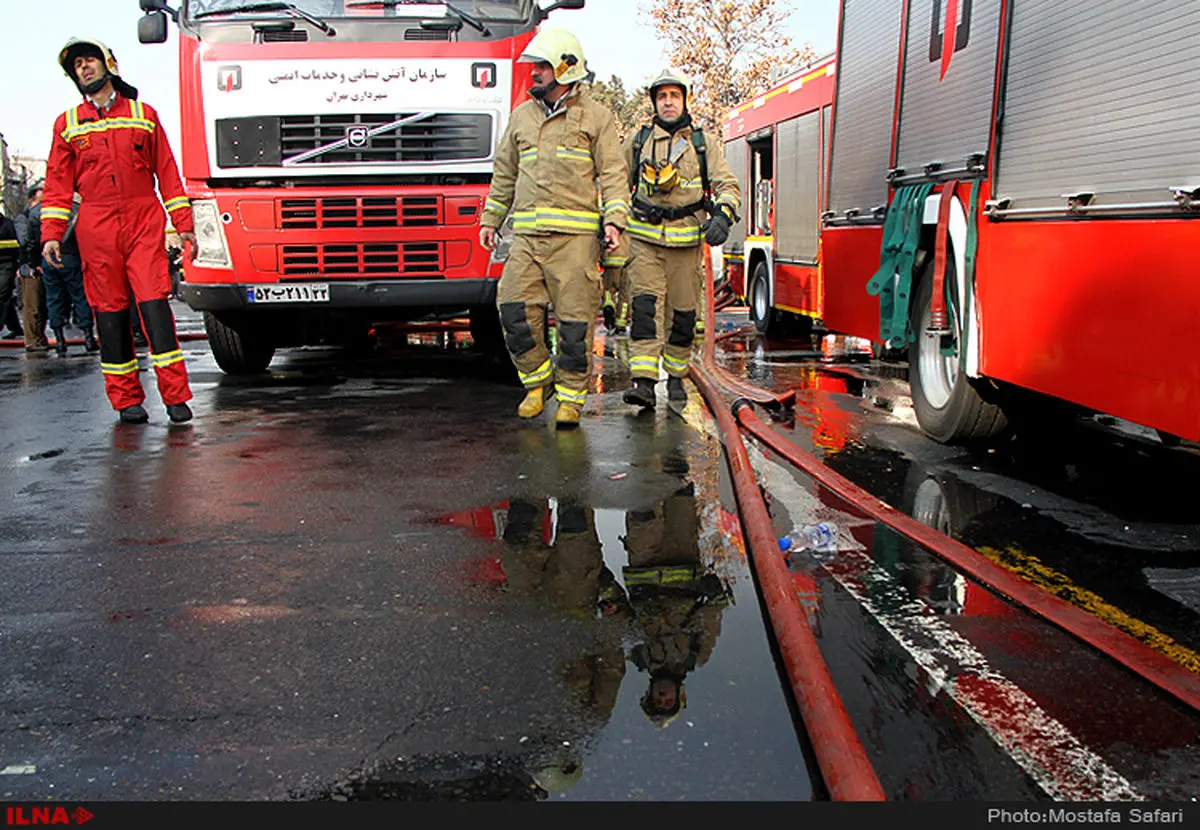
xmin=191 ymin=200 xmax=233 ymax=270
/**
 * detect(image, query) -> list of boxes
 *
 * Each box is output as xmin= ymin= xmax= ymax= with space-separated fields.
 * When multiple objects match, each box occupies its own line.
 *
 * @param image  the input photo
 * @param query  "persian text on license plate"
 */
xmin=247 ymin=284 xmax=330 ymax=304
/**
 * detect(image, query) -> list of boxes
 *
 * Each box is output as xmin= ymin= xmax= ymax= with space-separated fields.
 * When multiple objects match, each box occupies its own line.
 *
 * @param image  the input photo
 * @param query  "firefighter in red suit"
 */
xmin=42 ymin=38 xmax=197 ymax=424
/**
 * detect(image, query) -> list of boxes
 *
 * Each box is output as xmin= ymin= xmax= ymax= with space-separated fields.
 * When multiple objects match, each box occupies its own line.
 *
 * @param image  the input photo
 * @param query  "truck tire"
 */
xmin=908 ymin=270 xmax=1007 ymax=443
xmin=203 ymin=311 xmax=275 ymax=375
xmin=749 ymin=261 xmax=777 ymax=335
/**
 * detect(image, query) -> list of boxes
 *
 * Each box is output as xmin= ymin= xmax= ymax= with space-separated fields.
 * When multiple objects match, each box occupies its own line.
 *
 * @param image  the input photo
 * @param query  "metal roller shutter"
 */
xmin=828 ymin=0 xmax=905 ymax=218
xmin=724 ymin=137 xmax=749 ymax=252
xmin=895 ymin=0 xmax=1002 ymax=178
xmin=776 ymin=112 xmax=822 ymax=261
xmin=996 ymin=0 xmax=1200 ymax=207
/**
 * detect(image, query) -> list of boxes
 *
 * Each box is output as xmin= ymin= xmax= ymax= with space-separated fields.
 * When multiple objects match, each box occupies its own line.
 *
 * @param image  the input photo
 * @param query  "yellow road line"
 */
xmin=979 ymin=545 xmax=1200 ymax=674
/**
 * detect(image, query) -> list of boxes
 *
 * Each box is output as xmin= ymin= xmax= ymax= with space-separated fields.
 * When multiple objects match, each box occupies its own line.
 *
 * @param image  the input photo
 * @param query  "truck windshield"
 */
xmin=186 ymin=0 xmax=532 ymax=21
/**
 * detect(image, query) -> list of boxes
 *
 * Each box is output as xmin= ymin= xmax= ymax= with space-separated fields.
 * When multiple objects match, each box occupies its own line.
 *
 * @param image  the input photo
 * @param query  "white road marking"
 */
xmin=747 ymin=445 xmax=1142 ymax=801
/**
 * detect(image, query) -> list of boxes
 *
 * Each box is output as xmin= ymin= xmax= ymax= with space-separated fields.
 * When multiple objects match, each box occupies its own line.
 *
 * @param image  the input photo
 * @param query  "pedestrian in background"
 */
xmin=0 ymin=207 xmax=23 ymax=341
xmin=24 ymin=190 xmax=97 ymax=357
xmin=15 ymin=184 xmax=49 ymax=353
xmin=42 ymin=38 xmax=197 ymax=424
xmin=479 ymin=29 xmax=630 ymax=428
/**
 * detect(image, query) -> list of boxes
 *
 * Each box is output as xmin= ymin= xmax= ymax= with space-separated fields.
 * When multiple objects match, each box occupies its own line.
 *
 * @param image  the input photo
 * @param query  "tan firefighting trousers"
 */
xmin=497 ymin=233 xmax=602 ymax=408
xmin=602 ymin=265 xmax=629 ymax=329
xmin=602 ymin=233 xmax=630 ymax=330
xmin=627 ymin=239 xmax=703 ymax=380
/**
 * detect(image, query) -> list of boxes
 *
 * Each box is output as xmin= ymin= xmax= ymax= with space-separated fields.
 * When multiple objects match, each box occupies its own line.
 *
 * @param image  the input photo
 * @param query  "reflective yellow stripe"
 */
xmin=41 ymin=206 xmax=72 ymax=221
xmin=151 ymin=349 xmax=184 ymax=368
xmin=627 ymin=219 xmax=702 ymax=244
xmin=66 ymin=107 xmax=78 ymax=131
xmin=624 ymin=565 xmax=704 ymax=585
xmin=0 ymin=241 xmax=18 ymax=249
xmin=101 ymin=359 xmax=139 ymax=376
xmin=519 ymin=148 xmax=538 ymax=162
xmin=602 ymin=199 xmax=631 ymax=221
xmin=485 ymin=198 xmax=509 ymax=215
xmin=61 ymin=118 xmax=155 ymax=141
xmin=629 ymin=356 xmax=659 ymax=376
xmin=512 ymin=207 xmax=602 ymax=233
xmin=663 ymin=354 xmax=690 ymax=374
xmin=164 ymin=196 xmax=190 ymax=213
xmin=602 ymin=256 xmax=628 ymax=267
xmin=518 ymin=359 xmax=553 ymax=387
xmin=556 ymin=146 xmax=592 ymax=162
xmin=555 ymin=384 xmax=587 ymax=405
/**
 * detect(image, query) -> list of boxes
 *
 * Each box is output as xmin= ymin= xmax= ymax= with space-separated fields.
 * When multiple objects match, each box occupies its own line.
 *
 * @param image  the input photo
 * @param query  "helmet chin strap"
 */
xmin=529 ymin=79 xmax=560 ymax=100
xmin=78 ymin=73 xmax=110 ymax=95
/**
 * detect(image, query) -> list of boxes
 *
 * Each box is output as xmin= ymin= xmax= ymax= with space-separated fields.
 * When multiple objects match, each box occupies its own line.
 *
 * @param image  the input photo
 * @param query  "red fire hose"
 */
xmin=694 ymin=254 xmax=887 ymax=801
xmin=734 ymin=406 xmax=1200 ymax=713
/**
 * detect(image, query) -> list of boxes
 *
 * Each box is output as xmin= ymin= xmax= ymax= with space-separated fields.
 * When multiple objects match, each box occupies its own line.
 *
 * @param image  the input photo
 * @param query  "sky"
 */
xmin=1 ymin=0 xmax=840 ymax=162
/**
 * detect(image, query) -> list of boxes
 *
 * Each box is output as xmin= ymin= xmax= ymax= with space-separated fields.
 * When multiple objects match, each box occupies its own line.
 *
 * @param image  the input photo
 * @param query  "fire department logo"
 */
xmin=471 ymin=62 xmax=497 ymax=89
xmin=346 ymin=126 xmax=369 ymax=148
xmin=929 ymin=0 xmax=973 ymax=80
xmin=74 ymin=135 xmax=90 ymax=150
xmin=217 ymin=65 xmax=242 ymax=92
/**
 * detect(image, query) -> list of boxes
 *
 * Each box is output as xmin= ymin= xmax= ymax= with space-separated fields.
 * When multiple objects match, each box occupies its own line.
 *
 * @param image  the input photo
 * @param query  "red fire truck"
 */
xmin=721 ymin=54 xmax=835 ymax=339
xmin=135 ymin=0 xmax=583 ymax=374
xmin=727 ymin=0 xmax=1200 ymax=447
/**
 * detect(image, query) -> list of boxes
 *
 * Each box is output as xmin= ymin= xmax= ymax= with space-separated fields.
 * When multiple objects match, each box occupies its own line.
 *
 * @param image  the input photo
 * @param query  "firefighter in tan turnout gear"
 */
xmin=480 ymin=29 xmax=630 ymax=428
xmin=622 ymin=69 xmax=741 ymax=411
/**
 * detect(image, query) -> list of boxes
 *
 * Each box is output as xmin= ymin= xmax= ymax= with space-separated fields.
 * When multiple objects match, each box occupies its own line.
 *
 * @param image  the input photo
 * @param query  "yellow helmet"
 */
xmin=648 ymin=67 xmax=693 ymax=106
xmin=58 ymin=37 xmax=138 ymax=100
xmin=519 ymin=28 xmax=589 ymax=85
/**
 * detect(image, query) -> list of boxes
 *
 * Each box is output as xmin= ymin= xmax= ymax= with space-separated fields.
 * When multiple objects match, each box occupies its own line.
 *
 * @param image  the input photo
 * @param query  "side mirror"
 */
xmin=138 ymin=11 xmax=169 ymax=44
xmin=536 ymin=0 xmax=585 ymax=20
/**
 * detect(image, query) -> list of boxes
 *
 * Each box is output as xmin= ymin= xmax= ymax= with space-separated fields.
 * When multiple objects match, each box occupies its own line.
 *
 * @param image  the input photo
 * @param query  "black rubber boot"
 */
xmin=622 ymin=377 xmax=657 ymax=408
xmin=53 ymin=328 xmax=68 ymax=357
xmin=82 ymin=327 xmax=99 ymax=353
xmin=602 ymin=305 xmax=616 ymax=332
xmin=119 ymin=404 xmax=149 ymax=424
xmin=667 ymin=377 xmax=687 ymax=414
xmin=166 ymin=403 xmax=193 ymax=424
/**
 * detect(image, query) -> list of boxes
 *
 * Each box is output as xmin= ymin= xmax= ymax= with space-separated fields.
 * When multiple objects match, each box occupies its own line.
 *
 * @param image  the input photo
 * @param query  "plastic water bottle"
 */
xmin=778 ymin=522 xmax=838 ymax=554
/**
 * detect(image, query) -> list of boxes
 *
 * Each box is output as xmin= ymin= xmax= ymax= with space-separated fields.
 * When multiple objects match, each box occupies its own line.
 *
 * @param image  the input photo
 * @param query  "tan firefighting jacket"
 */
xmin=482 ymin=84 xmax=630 ymax=236
xmin=622 ymin=121 xmax=741 ymax=248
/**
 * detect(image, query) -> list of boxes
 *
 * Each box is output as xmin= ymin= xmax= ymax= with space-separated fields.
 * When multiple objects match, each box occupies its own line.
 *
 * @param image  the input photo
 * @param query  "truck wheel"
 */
xmin=749 ymin=262 xmax=776 ymax=335
xmin=908 ymin=271 xmax=1007 ymax=443
xmin=203 ymin=311 xmax=275 ymax=375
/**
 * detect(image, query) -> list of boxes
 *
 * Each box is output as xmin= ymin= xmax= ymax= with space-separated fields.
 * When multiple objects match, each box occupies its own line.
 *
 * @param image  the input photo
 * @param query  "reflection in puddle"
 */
xmin=426 ymin=472 xmax=813 ymax=801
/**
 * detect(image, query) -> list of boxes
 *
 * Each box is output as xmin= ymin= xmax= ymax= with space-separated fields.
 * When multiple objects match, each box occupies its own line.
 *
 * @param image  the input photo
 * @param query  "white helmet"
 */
xmin=519 ymin=29 xmax=589 ymax=85
xmin=58 ymin=37 xmax=138 ymax=100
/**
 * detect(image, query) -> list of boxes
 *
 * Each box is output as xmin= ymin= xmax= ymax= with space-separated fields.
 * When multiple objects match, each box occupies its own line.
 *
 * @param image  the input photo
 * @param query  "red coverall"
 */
xmin=42 ymin=94 xmax=194 ymax=411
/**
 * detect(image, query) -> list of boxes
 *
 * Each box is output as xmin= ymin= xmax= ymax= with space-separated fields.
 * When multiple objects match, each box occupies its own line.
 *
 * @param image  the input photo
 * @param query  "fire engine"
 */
xmin=135 ymin=0 xmax=583 ymax=374
xmin=726 ymin=0 xmax=1200 ymax=446
xmin=721 ymin=53 xmax=835 ymax=339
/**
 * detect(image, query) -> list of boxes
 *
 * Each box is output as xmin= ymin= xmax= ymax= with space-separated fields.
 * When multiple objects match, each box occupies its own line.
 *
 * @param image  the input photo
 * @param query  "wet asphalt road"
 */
xmin=1 ymin=304 xmax=1198 ymax=801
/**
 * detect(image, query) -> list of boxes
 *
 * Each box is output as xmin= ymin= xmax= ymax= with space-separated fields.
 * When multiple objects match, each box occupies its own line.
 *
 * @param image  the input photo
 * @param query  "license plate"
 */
xmin=246 ymin=284 xmax=330 ymax=304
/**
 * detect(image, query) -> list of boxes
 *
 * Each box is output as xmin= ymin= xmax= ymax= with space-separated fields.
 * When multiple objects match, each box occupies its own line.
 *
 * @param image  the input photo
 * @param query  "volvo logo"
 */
xmin=472 ymin=62 xmax=497 ymax=89
xmin=217 ymin=65 xmax=242 ymax=92
xmin=346 ymin=126 xmax=369 ymax=148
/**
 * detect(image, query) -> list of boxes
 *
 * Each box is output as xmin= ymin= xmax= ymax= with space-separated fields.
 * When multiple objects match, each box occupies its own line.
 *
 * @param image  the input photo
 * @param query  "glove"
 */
xmin=703 ymin=210 xmax=732 ymax=246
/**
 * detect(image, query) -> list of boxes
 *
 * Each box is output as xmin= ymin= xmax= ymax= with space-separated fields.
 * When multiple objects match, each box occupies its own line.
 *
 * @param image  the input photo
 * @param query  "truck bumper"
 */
xmin=180 ymin=279 xmax=497 ymax=312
